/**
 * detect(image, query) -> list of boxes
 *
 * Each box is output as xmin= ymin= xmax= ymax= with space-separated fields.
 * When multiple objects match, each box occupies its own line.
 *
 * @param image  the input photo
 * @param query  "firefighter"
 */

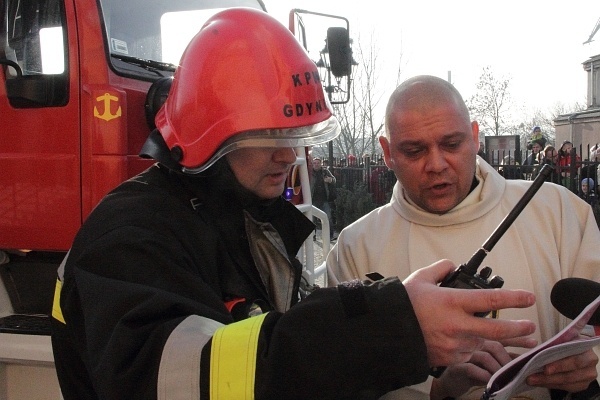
xmin=50 ymin=8 xmax=535 ymax=400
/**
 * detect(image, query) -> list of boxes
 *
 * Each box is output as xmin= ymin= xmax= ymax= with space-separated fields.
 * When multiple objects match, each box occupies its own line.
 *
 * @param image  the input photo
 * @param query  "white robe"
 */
xmin=326 ymin=157 xmax=600 ymax=399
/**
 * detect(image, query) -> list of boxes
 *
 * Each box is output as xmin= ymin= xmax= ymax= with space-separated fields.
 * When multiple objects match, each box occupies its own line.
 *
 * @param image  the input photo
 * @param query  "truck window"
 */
xmin=0 ymin=0 xmax=68 ymax=107
xmin=39 ymin=27 xmax=65 ymax=74
xmin=99 ymin=0 xmax=265 ymax=78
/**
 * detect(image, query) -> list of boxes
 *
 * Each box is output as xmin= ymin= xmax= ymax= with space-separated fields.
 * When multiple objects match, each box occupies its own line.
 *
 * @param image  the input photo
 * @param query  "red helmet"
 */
xmin=141 ymin=8 xmax=340 ymax=173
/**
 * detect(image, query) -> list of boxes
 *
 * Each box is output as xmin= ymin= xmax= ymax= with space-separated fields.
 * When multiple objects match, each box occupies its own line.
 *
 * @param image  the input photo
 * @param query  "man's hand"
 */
xmin=430 ymin=339 xmax=537 ymax=399
xmin=526 ymin=348 xmax=599 ymax=393
xmin=402 ymin=259 xmax=536 ymax=368
xmin=431 ymin=341 xmax=512 ymax=399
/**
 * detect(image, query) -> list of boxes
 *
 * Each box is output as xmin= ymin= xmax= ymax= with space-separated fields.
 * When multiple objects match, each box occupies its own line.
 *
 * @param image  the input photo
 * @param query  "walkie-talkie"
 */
xmin=440 ymin=163 xmax=554 ymax=310
xmin=429 ymin=163 xmax=553 ymax=378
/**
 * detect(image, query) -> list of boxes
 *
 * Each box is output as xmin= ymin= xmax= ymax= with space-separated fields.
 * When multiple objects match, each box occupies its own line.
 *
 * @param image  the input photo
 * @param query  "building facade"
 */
xmin=555 ymin=54 xmax=600 ymax=149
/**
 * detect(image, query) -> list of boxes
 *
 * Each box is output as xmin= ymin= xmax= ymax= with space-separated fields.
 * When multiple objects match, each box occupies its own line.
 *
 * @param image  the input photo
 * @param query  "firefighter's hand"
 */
xmin=402 ymin=259 xmax=536 ymax=368
xmin=526 ymin=347 xmax=598 ymax=393
xmin=430 ymin=339 xmax=536 ymax=399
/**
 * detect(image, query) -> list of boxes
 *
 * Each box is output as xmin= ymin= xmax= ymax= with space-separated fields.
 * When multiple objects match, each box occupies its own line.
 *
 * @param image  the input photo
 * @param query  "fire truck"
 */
xmin=0 ymin=0 xmax=352 ymax=397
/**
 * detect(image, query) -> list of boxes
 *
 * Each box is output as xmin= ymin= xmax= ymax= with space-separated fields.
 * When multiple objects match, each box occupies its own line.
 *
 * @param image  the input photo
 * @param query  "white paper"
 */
xmin=482 ymin=295 xmax=600 ymax=400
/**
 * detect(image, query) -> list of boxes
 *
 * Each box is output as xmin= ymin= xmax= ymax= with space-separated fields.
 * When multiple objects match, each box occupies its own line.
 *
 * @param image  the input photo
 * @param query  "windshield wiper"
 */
xmin=111 ymin=54 xmax=177 ymax=76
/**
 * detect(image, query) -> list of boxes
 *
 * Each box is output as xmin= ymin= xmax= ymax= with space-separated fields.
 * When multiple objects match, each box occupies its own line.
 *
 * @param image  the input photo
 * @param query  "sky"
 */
xmin=262 ymin=0 xmax=600 ymax=123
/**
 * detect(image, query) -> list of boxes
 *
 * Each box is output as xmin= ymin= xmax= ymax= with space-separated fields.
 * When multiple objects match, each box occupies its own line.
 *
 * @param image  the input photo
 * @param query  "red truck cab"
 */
xmin=0 ymin=0 xmax=271 ymax=252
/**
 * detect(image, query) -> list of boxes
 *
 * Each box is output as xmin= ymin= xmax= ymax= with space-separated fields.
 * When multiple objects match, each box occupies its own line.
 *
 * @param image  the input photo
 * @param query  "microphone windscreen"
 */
xmin=551 ymin=277 xmax=600 ymax=325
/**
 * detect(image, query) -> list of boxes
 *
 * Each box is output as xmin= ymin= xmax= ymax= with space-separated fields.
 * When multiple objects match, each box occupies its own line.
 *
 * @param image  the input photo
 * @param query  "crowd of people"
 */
xmin=49 ymin=8 xmax=600 ymax=400
xmin=482 ymin=131 xmax=599 ymax=208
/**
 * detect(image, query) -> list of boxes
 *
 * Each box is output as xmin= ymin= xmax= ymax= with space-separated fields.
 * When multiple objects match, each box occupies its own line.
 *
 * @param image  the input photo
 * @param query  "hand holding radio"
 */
xmin=401 ymin=260 xmax=536 ymax=369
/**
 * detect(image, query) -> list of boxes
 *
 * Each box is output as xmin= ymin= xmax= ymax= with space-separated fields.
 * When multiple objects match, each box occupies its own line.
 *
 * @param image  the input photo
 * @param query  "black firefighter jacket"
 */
xmin=51 ymin=162 xmax=429 ymax=400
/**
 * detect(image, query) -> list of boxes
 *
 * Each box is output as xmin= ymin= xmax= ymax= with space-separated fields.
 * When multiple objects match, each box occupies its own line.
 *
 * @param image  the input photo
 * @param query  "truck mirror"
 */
xmin=0 ymin=58 xmax=68 ymax=108
xmin=327 ymin=27 xmax=352 ymax=78
xmin=289 ymin=9 xmax=354 ymax=105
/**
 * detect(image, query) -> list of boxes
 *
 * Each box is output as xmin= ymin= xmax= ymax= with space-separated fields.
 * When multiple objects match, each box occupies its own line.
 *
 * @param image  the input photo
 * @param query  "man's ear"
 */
xmin=471 ymin=121 xmax=480 ymax=145
xmin=379 ymin=136 xmax=394 ymax=168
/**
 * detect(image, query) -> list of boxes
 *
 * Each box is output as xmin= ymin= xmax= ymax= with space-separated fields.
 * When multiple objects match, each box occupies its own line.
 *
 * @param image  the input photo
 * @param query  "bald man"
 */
xmin=327 ymin=75 xmax=600 ymax=400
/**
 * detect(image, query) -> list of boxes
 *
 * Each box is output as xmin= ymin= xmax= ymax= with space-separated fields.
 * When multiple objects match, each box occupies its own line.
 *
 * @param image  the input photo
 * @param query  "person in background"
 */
xmin=370 ymin=156 xmax=390 ymax=205
xmin=477 ymin=140 xmax=488 ymax=162
xmin=50 ymin=12 xmax=539 ymax=400
xmin=580 ymin=178 xmax=598 ymax=207
xmin=592 ymin=144 xmax=600 ymax=161
xmin=580 ymin=144 xmax=600 ymax=183
xmin=528 ymin=139 xmax=545 ymax=163
xmin=498 ymin=154 xmax=522 ymax=180
xmin=522 ymin=127 xmax=546 ymax=179
xmin=529 ymin=126 xmax=546 ymax=147
xmin=594 ymin=145 xmax=600 ymax=190
xmin=327 ymin=75 xmax=600 ymax=400
xmin=541 ymin=144 xmax=561 ymax=184
xmin=558 ymin=140 xmax=581 ymax=190
xmin=310 ymin=156 xmax=337 ymax=240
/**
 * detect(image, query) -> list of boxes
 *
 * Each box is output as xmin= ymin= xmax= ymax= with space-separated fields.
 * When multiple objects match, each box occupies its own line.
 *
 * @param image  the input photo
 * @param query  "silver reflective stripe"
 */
xmin=158 ymin=315 xmax=224 ymax=400
xmin=57 ymin=249 xmax=70 ymax=282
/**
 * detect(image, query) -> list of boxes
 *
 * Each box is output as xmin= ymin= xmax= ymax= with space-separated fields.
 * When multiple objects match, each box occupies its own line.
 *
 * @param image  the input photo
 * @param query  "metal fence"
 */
xmin=327 ymin=156 xmax=395 ymax=207
xmin=324 ymin=145 xmax=600 ymax=208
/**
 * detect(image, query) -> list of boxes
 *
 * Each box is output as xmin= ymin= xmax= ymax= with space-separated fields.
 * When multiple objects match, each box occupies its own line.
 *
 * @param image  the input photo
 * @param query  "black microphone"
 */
xmin=550 ymin=277 xmax=600 ymax=325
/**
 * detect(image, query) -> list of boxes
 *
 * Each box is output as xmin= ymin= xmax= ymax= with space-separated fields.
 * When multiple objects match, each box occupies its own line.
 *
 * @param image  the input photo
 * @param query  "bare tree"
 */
xmin=547 ymin=101 xmax=586 ymax=119
xmin=514 ymin=101 xmax=586 ymax=149
xmin=467 ymin=66 xmax=513 ymax=136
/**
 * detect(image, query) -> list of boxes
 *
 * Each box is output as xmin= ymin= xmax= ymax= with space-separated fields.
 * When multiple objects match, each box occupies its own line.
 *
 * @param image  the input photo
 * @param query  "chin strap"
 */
xmin=139 ymin=129 xmax=183 ymax=171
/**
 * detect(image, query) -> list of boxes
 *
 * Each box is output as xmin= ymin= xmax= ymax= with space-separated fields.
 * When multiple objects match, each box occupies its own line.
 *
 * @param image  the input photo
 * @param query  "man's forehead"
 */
xmin=395 ymin=130 xmax=468 ymax=146
xmin=390 ymin=108 xmax=471 ymax=139
xmin=395 ymin=98 xmax=468 ymax=123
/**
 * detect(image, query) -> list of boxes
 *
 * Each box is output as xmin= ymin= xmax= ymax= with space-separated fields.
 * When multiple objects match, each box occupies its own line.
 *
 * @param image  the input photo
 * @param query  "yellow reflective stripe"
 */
xmin=52 ymin=279 xmax=66 ymax=324
xmin=210 ymin=313 xmax=268 ymax=400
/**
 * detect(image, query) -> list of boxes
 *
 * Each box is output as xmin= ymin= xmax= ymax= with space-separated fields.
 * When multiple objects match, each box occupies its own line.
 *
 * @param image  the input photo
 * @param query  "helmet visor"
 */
xmin=182 ymin=115 xmax=340 ymax=174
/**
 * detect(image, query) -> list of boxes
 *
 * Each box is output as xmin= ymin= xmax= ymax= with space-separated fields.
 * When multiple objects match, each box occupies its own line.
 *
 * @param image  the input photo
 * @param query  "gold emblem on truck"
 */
xmin=94 ymin=92 xmax=122 ymax=121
